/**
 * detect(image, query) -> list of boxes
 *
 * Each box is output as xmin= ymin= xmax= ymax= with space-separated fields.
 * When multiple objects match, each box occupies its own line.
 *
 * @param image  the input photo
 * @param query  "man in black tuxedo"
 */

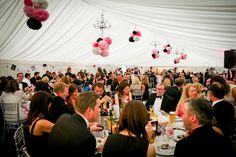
xmin=165 ymin=77 xmax=185 ymax=110
xmin=46 ymin=82 xmax=74 ymax=123
xmin=146 ymin=84 xmax=173 ymax=114
xmin=47 ymin=92 xmax=102 ymax=157
xmin=16 ymin=72 xmax=28 ymax=91
xmin=174 ymin=98 xmax=233 ymax=157
xmin=209 ymin=82 xmax=235 ymax=140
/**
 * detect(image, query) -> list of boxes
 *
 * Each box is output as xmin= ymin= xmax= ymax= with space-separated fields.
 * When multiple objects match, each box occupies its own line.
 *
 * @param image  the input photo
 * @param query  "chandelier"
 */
xmin=93 ymin=10 xmax=111 ymax=37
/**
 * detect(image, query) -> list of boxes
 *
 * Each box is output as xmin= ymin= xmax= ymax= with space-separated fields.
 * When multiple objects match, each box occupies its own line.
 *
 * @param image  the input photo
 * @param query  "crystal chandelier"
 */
xmin=93 ymin=10 xmax=111 ymax=37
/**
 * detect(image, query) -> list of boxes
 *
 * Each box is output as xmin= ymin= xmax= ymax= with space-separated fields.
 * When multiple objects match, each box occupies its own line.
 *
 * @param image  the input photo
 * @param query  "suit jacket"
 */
xmin=212 ymin=100 xmax=235 ymax=139
xmin=46 ymin=96 xmax=74 ymax=123
xmin=47 ymin=113 xmax=97 ymax=157
xmin=174 ymin=124 xmax=233 ymax=157
xmin=146 ymin=93 xmax=174 ymax=113
xmin=165 ymin=86 xmax=181 ymax=110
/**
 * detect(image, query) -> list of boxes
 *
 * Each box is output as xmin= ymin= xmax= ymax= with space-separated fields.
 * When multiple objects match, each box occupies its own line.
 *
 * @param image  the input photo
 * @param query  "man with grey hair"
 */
xmin=47 ymin=91 xmax=102 ymax=157
xmin=174 ymin=98 xmax=233 ymax=157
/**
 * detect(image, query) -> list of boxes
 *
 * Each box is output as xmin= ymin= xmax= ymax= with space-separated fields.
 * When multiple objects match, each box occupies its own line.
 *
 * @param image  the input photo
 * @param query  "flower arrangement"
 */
xmin=23 ymin=0 xmax=49 ymax=30
xmin=92 ymin=37 xmax=112 ymax=57
xmin=163 ymin=44 xmax=172 ymax=54
xmin=151 ymin=49 xmax=160 ymax=59
xmin=129 ymin=30 xmax=141 ymax=42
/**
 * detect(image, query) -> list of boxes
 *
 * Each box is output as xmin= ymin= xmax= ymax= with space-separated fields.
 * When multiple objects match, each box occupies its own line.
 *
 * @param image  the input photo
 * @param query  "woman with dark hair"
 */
xmin=25 ymin=91 xmax=54 ymax=157
xmin=102 ymin=100 xmax=155 ymax=157
xmin=66 ymin=83 xmax=78 ymax=108
xmin=114 ymin=81 xmax=132 ymax=108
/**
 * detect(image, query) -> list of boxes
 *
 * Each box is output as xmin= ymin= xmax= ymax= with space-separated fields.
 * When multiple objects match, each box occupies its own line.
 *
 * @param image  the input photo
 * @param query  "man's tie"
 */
xmin=156 ymin=95 xmax=162 ymax=99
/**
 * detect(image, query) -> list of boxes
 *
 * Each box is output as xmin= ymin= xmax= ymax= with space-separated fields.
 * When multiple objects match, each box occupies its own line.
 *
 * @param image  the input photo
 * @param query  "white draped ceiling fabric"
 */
xmin=0 ymin=0 xmax=236 ymax=69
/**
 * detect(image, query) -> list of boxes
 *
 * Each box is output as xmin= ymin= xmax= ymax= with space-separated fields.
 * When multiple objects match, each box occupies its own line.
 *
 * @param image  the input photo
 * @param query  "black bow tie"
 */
xmin=156 ymin=95 xmax=162 ymax=99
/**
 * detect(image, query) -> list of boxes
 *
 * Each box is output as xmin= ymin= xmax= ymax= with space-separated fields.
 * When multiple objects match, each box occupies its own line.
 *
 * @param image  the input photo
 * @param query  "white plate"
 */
xmin=174 ymin=116 xmax=182 ymax=122
xmin=155 ymin=140 xmax=175 ymax=156
xmin=173 ymin=121 xmax=185 ymax=130
xmin=96 ymin=137 xmax=105 ymax=148
xmin=173 ymin=130 xmax=186 ymax=142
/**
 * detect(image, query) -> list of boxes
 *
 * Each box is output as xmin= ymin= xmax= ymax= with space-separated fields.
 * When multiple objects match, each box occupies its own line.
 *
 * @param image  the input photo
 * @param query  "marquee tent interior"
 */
xmin=0 ymin=0 xmax=236 ymax=76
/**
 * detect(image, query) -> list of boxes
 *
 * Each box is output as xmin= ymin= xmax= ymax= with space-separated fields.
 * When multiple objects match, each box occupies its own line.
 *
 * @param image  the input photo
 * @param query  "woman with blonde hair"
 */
xmin=175 ymin=83 xmax=198 ymax=117
xmin=130 ymin=76 xmax=142 ymax=96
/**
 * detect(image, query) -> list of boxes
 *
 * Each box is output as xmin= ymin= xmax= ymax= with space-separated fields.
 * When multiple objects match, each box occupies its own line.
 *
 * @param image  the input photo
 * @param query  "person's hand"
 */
xmin=145 ymin=121 xmax=153 ymax=140
xmin=90 ymin=122 xmax=103 ymax=132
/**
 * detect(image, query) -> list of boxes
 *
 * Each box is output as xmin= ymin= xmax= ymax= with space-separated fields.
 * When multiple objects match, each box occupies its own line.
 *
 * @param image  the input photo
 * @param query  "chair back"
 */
xmin=14 ymin=124 xmax=30 ymax=157
xmin=22 ymin=146 xmax=31 ymax=157
xmin=1 ymin=102 xmax=20 ymax=126
xmin=1 ymin=102 xmax=21 ymax=144
xmin=111 ymin=91 xmax=116 ymax=99
xmin=132 ymin=90 xmax=143 ymax=101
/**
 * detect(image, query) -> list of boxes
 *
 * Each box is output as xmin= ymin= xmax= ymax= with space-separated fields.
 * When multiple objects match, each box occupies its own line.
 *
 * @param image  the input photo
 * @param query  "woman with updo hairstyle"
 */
xmin=102 ymin=100 xmax=155 ymax=157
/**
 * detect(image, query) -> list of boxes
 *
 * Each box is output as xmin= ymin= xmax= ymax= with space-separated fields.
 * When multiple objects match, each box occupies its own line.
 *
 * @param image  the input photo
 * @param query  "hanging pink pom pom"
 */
xmin=151 ymin=49 xmax=158 ymax=59
xmin=181 ymin=53 xmax=187 ymax=59
xmin=92 ymin=42 xmax=99 ymax=47
xmin=166 ymin=50 xmax=171 ymax=54
xmin=33 ymin=0 xmax=48 ymax=9
xmin=100 ymin=50 xmax=110 ymax=57
xmin=24 ymin=5 xmax=34 ymax=17
xmin=103 ymin=37 xmax=112 ymax=45
xmin=174 ymin=58 xmax=180 ymax=64
xmin=92 ymin=47 xmax=101 ymax=55
xmin=24 ymin=0 xmax=33 ymax=6
xmin=32 ymin=9 xmax=49 ymax=21
xmin=136 ymin=31 xmax=142 ymax=37
xmin=98 ymin=40 xmax=109 ymax=50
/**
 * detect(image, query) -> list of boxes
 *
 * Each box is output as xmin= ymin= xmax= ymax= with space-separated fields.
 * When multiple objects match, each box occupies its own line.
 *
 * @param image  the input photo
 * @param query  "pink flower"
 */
xmin=166 ymin=126 xmax=174 ymax=138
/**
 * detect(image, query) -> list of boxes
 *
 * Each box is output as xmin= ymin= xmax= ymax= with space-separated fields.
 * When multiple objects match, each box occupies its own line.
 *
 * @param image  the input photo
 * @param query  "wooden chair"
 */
xmin=14 ymin=124 xmax=31 ymax=157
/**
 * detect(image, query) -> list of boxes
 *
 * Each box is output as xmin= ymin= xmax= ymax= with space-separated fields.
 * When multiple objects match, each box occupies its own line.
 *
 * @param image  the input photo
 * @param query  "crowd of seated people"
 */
xmin=0 ymin=66 xmax=236 ymax=156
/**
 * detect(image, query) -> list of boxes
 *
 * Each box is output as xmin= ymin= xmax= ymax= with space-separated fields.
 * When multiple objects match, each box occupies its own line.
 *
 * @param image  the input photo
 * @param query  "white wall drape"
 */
xmin=0 ymin=0 xmax=236 ymax=70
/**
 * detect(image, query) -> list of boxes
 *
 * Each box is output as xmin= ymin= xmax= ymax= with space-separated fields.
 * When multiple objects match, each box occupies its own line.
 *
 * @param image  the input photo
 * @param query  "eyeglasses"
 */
xmin=156 ymin=88 xmax=164 ymax=90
